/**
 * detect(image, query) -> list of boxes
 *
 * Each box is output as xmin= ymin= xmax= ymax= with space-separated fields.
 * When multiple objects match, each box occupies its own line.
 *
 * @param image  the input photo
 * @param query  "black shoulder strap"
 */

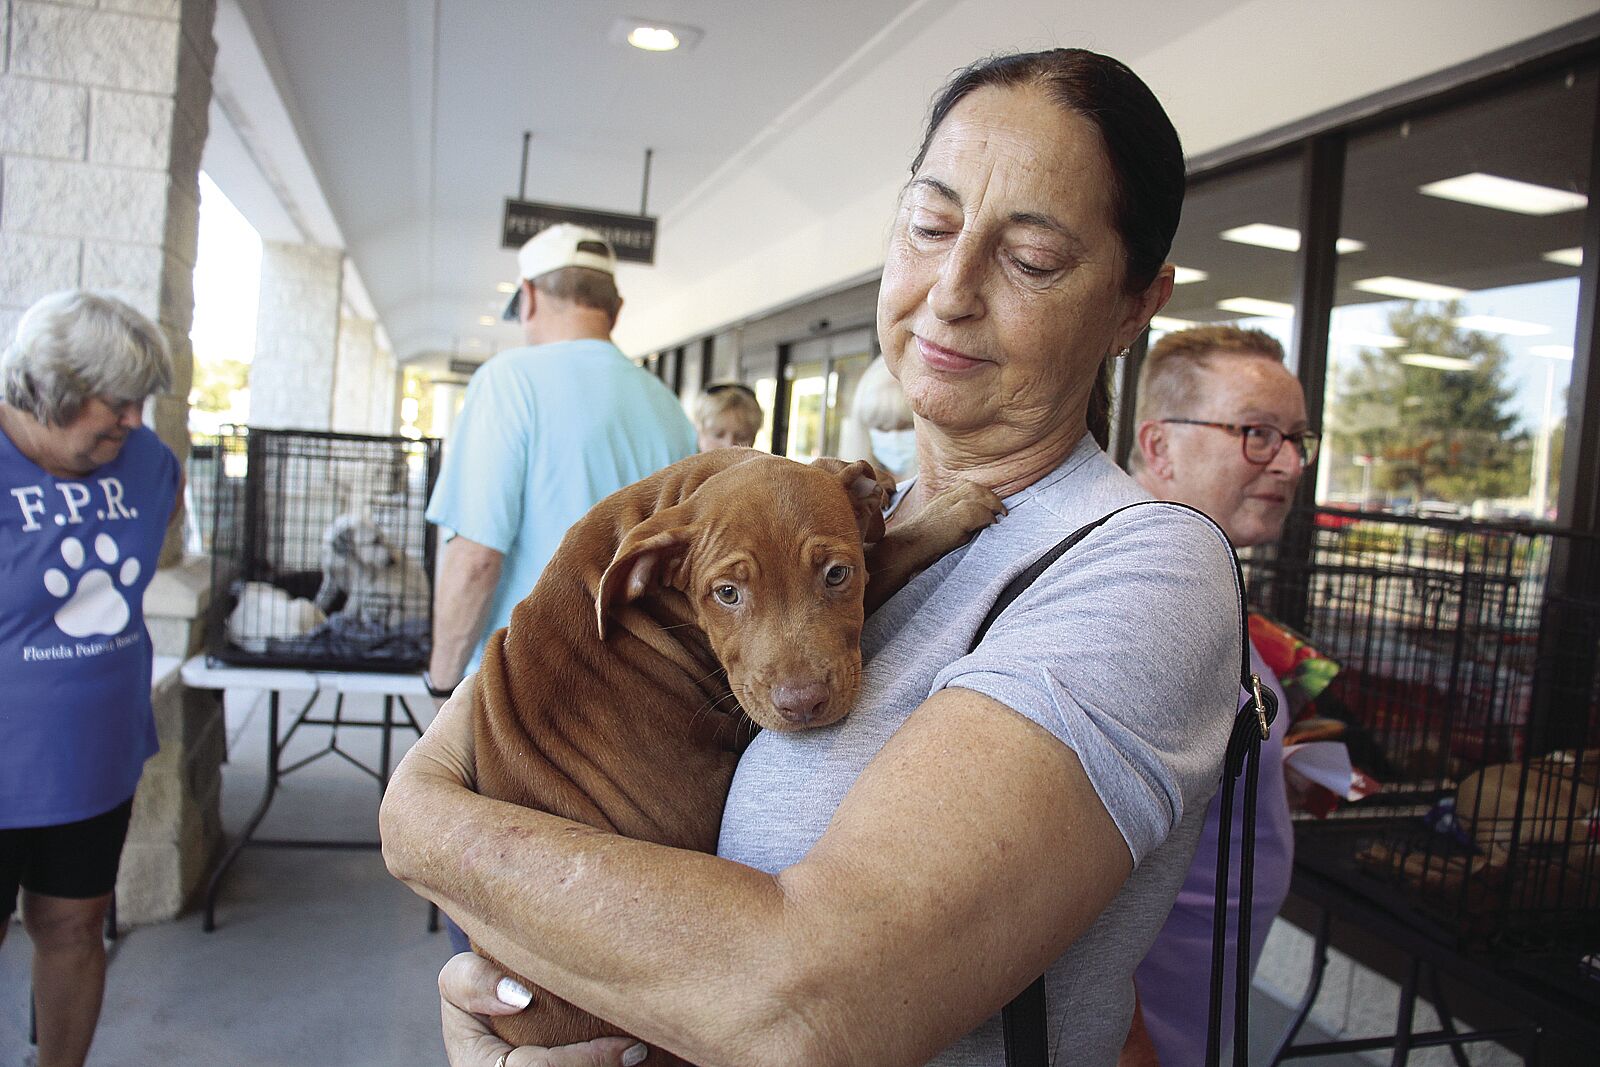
xmin=985 ymin=502 xmax=1278 ymax=1067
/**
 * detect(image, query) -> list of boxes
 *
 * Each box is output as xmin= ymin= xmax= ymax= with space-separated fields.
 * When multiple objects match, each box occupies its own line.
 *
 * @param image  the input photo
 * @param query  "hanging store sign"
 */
xmin=501 ymin=199 xmax=657 ymax=265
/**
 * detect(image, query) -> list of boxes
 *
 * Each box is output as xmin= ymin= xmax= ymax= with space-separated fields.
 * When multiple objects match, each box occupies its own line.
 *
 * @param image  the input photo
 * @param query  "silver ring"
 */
xmin=494 ymin=1053 xmax=510 ymax=1067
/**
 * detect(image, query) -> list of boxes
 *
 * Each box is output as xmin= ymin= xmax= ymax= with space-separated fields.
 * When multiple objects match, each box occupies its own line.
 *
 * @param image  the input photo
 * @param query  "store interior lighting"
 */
xmin=1172 ymin=266 xmax=1209 ymax=284
xmin=1218 ymin=296 xmax=1295 ymax=318
xmin=1418 ymin=172 xmax=1588 ymax=215
xmin=1543 ymin=246 xmax=1584 ymax=267
xmin=1220 ymin=223 xmax=1366 ymax=254
xmin=1453 ymin=315 xmax=1550 ymax=336
xmin=1353 ymin=276 xmax=1470 ymax=301
xmin=1399 ymin=352 xmax=1475 ymax=371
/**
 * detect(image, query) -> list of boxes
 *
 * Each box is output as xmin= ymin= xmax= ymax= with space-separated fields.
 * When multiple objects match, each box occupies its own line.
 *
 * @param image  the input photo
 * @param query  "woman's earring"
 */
xmin=1116 ymin=346 xmax=1131 ymax=359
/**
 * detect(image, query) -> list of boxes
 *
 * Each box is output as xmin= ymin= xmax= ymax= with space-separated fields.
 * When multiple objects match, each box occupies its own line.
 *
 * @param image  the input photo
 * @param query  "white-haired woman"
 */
xmin=838 ymin=354 xmax=918 ymax=480
xmin=0 ymin=290 xmax=183 ymax=1067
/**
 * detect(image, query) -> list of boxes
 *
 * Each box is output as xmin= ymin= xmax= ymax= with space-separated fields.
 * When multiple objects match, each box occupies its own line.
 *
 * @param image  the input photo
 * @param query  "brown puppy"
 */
xmin=470 ymin=447 xmax=1000 ymax=1061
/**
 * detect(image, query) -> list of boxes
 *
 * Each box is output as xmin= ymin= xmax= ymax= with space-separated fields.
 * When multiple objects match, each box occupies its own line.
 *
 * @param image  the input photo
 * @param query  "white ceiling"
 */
xmin=205 ymin=0 xmax=1600 ymax=369
xmin=210 ymin=0 xmax=960 ymax=365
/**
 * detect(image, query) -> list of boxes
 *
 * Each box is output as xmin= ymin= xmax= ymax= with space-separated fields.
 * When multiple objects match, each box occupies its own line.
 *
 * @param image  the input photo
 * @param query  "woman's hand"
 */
xmin=440 ymin=952 xmax=648 ymax=1067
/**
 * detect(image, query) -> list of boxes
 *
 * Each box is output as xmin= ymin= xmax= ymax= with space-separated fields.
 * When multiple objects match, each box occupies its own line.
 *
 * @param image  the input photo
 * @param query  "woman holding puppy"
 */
xmin=383 ymin=48 xmax=1240 ymax=1067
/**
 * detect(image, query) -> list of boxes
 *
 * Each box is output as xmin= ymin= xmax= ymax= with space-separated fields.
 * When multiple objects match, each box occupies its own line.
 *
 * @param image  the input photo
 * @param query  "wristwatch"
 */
xmin=422 ymin=669 xmax=457 ymax=699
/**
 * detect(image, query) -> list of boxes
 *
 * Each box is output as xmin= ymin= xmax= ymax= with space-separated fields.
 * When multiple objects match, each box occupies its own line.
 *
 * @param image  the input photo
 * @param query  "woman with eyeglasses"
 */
xmin=1123 ymin=323 xmax=1313 ymax=1065
xmin=1 ymin=290 xmax=183 ymax=1067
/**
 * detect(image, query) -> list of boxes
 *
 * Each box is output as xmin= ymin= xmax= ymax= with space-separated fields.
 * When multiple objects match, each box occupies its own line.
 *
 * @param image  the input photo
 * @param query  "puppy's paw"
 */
xmin=924 ymin=479 xmax=1006 ymax=537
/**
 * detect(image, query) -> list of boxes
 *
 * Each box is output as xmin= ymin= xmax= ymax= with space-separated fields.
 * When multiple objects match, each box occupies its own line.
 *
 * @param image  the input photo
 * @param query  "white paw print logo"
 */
xmin=43 ymin=534 xmax=140 ymax=638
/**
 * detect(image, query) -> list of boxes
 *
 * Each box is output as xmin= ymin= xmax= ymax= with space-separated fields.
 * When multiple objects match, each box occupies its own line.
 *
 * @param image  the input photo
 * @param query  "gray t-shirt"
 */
xmin=717 ymin=437 xmax=1241 ymax=1065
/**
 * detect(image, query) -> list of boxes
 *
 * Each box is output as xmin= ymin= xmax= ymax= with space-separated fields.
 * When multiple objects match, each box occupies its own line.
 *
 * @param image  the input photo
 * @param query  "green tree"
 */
xmin=189 ymin=356 xmax=250 ymax=417
xmin=1327 ymin=301 xmax=1528 ymax=505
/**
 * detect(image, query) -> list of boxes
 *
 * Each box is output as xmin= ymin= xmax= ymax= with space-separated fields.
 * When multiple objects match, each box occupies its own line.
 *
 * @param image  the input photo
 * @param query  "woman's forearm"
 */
xmin=380 ymin=745 xmax=817 ymax=1066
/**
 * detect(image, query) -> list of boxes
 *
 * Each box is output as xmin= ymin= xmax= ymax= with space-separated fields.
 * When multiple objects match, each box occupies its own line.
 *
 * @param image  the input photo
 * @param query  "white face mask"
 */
xmin=868 ymin=427 xmax=918 ymax=478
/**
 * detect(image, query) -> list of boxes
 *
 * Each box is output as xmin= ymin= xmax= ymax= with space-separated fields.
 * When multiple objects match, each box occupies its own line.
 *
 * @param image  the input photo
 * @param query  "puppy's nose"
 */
xmin=771 ymin=680 xmax=831 ymax=725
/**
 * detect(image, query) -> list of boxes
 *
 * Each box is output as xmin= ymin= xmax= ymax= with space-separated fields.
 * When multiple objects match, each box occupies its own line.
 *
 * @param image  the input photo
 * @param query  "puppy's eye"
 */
xmin=824 ymin=564 xmax=852 ymax=587
xmin=713 ymin=584 xmax=740 ymax=606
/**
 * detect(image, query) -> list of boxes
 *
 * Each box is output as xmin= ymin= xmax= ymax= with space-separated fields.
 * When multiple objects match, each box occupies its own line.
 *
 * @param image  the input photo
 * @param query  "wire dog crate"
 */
xmin=205 ymin=427 xmax=442 ymax=673
xmin=1243 ymin=508 xmax=1599 ymax=961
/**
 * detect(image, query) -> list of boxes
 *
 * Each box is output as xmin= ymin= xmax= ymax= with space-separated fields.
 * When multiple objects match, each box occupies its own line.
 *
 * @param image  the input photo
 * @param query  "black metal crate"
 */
xmin=205 ymin=427 xmax=442 ymax=673
xmin=1243 ymin=508 xmax=1600 ymax=958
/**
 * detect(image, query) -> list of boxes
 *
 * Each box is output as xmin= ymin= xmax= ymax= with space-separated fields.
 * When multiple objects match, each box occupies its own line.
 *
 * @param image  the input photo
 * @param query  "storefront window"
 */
xmin=1319 ymin=67 xmax=1594 ymax=520
xmin=1153 ymin=159 xmax=1303 ymax=360
xmin=781 ymin=329 xmax=874 ymax=462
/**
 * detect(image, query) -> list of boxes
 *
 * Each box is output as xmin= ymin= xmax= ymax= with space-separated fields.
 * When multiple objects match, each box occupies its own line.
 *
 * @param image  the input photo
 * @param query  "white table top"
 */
xmin=179 ymin=654 xmax=432 ymax=697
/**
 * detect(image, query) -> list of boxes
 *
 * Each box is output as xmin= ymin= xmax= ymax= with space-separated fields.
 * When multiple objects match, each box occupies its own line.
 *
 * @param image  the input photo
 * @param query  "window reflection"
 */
xmin=1320 ymin=67 xmax=1593 ymax=521
xmin=1153 ymin=159 xmax=1302 ymax=358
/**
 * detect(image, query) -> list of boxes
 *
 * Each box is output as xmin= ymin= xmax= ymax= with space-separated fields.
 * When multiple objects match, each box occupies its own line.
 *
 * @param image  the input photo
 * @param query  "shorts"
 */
xmin=1 ymin=798 xmax=135 ymax=919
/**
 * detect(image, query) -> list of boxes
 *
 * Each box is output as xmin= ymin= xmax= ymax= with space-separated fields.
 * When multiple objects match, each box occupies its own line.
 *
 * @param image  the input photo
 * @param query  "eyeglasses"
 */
xmin=704 ymin=382 xmax=758 ymax=401
xmin=1160 ymin=419 xmax=1321 ymax=466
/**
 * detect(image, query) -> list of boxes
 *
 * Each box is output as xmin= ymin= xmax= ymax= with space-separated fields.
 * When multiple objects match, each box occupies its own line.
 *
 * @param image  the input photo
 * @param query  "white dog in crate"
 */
xmin=315 ymin=513 xmax=430 ymax=628
xmin=228 ymin=581 xmax=325 ymax=653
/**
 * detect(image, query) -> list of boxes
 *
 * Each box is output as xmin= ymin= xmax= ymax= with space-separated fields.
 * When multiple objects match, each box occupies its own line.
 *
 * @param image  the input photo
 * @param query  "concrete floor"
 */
xmin=2 ymin=686 xmax=1372 ymax=1067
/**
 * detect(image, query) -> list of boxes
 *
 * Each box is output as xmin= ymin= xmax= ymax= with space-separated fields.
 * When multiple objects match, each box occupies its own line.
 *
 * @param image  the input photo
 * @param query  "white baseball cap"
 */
xmin=502 ymin=223 xmax=617 ymax=320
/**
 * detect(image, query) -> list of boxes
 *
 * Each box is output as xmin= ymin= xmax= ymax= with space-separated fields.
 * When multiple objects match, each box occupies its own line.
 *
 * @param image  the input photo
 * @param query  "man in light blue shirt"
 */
xmin=423 ymin=223 xmax=695 ymax=703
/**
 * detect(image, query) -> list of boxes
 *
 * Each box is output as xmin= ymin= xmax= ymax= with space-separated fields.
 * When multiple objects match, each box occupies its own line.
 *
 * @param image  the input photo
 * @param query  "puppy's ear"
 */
xmin=595 ymin=512 xmax=692 ymax=639
xmin=833 ymin=459 xmax=890 ymax=544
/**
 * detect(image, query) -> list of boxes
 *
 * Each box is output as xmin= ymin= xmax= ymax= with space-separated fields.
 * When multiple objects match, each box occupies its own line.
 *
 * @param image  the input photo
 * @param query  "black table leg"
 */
xmin=204 ymin=692 xmax=281 ymax=932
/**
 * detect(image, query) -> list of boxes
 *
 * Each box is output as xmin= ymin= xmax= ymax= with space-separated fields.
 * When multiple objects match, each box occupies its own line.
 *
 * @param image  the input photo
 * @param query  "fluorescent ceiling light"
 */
xmin=496 ymin=281 xmax=517 ymax=294
xmin=629 ymin=26 xmax=680 ymax=50
xmin=1529 ymin=345 xmax=1574 ymax=361
xmin=1335 ymin=330 xmax=1404 ymax=349
xmin=1218 ymin=297 xmax=1295 ymax=319
xmin=1150 ymin=315 xmax=1198 ymax=332
xmin=1172 ymin=266 xmax=1208 ymax=285
xmin=611 ymin=16 xmax=703 ymax=52
xmin=1399 ymin=352 xmax=1474 ymax=371
xmin=1418 ymin=172 xmax=1587 ymax=216
xmin=1219 ymin=223 xmax=1365 ymax=254
xmin=1453 ymin=315 xmax=1549 ymax=337
xmin=477 ymin=315 xmax=496 ymax=326
xmin=1543 ymin=247 xmax=1583 ymax=267
xmin=1353 ymin=276 xmax=1469 ymax=301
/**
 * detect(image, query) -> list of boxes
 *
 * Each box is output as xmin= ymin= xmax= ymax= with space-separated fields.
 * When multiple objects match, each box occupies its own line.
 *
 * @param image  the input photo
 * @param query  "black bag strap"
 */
xmin=980 ymin=502 xmax=1278 ymax=1067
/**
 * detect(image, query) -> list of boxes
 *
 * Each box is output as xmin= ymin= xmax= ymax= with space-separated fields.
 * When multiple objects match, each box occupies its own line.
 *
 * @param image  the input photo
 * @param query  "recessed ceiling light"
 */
xmin=1418 ymin=172 xmax=1587 ymax=216
xmin=1218 ymin=297 xmax=1295 ymax=319
xmin=1399 ymin=352 xmax=1474 ymax=371
xmin=1150 ymin=315 xmax=1198 ymax=332
xmin=1529 ymin=344 xmax=1575 ymax=361
xmin=1543 ymin=247 xmax=1583 ymax=267
xmin=1353 ymin=276 xmax=1469 ymax=302
xmin=496 ymin=282 xmax=517 ymax=294
xmin=610 ymin=16 xmax=703 ymax=52
xmin=1453 ymin=315 xmax=1549 ymax=336
xmin=1334 ymin=330 xmax=1404 ymax=349
xmin=1172 ymin=266 xmax=1208 ymax=285
xmin=477 ymin=315 xmax=496 ymax=326
xmin=1219 ymin=223 xmax=1365 ymax=254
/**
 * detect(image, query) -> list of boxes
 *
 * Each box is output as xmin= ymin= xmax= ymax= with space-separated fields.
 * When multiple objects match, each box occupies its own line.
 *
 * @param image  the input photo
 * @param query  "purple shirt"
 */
xmin=1134 ymin=644 xmax=1294 ymax=1061
xmin=0 ymin=423 xmax=180 ymax=829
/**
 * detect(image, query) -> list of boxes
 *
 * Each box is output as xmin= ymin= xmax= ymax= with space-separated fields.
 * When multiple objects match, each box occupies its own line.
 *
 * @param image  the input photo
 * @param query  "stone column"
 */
xmin=332 ymin=313 xmax=375 ymax=434
xmin=369 ymin=348 xmax=398 ymax=435
xmin=248 ymin=239 xmax=343 ymax=430
xmin=0 ymin=0 xmax=223 ymax=924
